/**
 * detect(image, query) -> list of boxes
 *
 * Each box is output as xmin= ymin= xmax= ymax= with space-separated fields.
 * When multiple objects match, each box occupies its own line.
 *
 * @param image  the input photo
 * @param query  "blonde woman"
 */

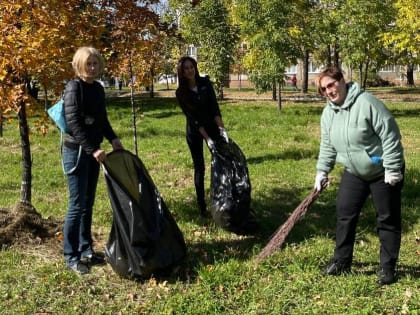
xmin=62 ymin=47 xmax=123 ymax=274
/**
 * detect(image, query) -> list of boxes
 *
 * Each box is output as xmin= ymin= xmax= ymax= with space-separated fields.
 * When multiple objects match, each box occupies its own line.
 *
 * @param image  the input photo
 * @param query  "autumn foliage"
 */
xmin=0 ymin=0 xmax=163 ymax=205
xmin=0 ymin=0 xmax=162 ymax=121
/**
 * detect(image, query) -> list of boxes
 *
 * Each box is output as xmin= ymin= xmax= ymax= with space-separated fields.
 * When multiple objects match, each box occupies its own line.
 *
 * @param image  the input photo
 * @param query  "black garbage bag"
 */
xmin=102 ymin=150 xmax=186 ymax=279
xmin=209 ymin=139 xmax=258 ymax=235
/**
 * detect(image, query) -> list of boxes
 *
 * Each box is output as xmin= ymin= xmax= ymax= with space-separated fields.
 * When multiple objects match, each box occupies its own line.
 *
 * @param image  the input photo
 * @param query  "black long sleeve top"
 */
xmin=175 ymin=76 xmax=222 ymax=138
xmin=63 ymin=79 xmax=117 ymax=155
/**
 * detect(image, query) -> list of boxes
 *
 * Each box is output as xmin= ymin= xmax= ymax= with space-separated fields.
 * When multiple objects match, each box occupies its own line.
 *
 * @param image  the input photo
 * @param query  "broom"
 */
xmin=256 ymin=181 xmax=328 ymax=262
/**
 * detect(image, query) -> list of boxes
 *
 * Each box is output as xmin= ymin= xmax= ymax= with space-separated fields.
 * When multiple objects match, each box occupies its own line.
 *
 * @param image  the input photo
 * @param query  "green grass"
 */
xmin=0 ymin=92 xmax=419 ymax=314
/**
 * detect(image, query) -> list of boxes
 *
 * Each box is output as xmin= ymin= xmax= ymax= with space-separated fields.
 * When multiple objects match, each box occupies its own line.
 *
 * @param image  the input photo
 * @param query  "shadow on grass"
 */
xmin=164 ymin=166 xmax=420 ymax=283
xmin=161 ymin=185 xmax=335 ymax=283
xmin=247 ymin=148 xmax=317 ymax=165
xmin=146 ymin=110 xmax=182 ymax=119
xmin=107 ymin=95 xmax=179 ymax=112
xmin=388 ymin=88 xmax=420 ymax=95
xmin=115 ymin=126 xmax=185 ymax=140
xmin=255 ymin=167 xmax=419 ymax=241
xmin=390 ymin=108 xmax=420 ymax=118
xmin=252 ymin=185 xmax=338 ymax=242
xmin=351 ymin=261 xmax=420 ymax=279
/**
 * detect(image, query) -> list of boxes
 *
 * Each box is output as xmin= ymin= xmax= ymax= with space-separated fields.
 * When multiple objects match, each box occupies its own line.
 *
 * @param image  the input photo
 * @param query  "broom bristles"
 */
xmin=256 ymin=182 xmax=327 ymax=262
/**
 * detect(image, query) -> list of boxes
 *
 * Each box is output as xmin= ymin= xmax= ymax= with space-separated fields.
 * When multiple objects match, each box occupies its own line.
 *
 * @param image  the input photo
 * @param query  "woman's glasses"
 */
xmin=320 ymin=80 xmax=338 ymax=92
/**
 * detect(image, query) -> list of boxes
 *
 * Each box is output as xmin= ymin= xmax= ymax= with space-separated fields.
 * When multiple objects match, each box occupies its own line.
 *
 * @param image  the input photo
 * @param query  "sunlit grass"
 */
xmin=0 ymin=92 xmax=419 ymax=314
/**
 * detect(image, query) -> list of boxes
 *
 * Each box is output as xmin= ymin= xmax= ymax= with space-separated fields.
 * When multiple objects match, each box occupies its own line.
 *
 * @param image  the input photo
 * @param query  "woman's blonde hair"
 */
xmin=71 ymin=47 xmax=104 ymax=78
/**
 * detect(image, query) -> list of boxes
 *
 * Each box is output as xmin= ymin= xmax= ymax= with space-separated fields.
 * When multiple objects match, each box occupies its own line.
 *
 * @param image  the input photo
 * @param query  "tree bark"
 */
xmin=272 ymin=79 xmax=277 ymax=101
xmin=333 ymin=43 xmax=340 ymax=67
xmin=215 ymin=78 xmax=224 ymax=100
xmin=43 ymin=85 xmax=48 ymax=111
xmin=277 ymin=81 xmax=282 ymax=111
xmin=129 ymin=57 xmax=138 ymax=156
xmin=363 ymin=60 xmax=370 ymax=88
xmin=358 ymin=63 xmax=363 ymax=87
xmin=18 ymin=98 xmax=32 ymax=204
xmin=407 ymin=64 xmax=415 ymax=86
xmin=326 ymin=44 xmax=332 ymax=67
xmin=302 ymin=50 xmax=309 ymax=93
xmin=149 ymin=68 xmax=155 ymax=98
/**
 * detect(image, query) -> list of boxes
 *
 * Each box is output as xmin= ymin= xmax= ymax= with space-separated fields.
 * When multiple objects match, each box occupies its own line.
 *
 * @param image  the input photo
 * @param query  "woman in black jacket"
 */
xmin=62 ymin=47 xmax=123 ymax=275
xmin=176 ymin=56 xmax=228 ymax=217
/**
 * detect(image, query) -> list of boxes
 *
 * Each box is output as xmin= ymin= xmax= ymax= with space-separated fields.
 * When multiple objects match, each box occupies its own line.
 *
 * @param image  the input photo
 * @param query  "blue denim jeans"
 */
xmin=62 ymin=145 xmax=100 ymax=266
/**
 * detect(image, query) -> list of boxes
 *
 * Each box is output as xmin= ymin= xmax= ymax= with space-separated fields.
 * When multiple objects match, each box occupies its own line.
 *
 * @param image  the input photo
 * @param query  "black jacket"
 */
xmin=63 ymin=79 xmax=117 ymax=155
xmin=176 ymin=76 xmax=222 ymax=138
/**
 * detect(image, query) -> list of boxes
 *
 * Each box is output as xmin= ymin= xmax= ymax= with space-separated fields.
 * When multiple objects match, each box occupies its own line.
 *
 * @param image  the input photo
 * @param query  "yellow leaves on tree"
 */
xmin=381 ymin=0 xmax=419 ymax=57
xmin=1 ymin=0 xmax=167 ymax=115
xmin=0 ymin=0 xmax=166 ymax=205
xmin=103 ymin=0 xmax=163 ymax=88
xmin=0 ymin=0 xmax=106 ymax=116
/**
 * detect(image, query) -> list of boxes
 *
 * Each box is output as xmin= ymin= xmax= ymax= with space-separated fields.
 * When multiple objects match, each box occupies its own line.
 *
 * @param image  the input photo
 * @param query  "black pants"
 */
xmin=334 ymin=169 xmax=404 ymax=270
xmin=186 ymin=124 xmax=206 ymax=211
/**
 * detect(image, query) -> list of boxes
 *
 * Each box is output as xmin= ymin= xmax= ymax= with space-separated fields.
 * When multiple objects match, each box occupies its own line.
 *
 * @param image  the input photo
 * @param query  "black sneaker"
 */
xmin=377 ymin=268 xmax=396 ymax=286
xmin=81 ymin=252 xmax=106 ymax=266
xmin=324 ymin=259 xmax=351 ymax=275
xmin=67 ymin=261 xmax=89 ymax=275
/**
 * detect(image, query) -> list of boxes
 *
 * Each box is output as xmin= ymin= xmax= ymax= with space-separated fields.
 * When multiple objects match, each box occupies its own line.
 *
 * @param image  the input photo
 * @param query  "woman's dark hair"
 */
xmin=317 ymin=66 xmax=344 ymax=95
xmin=177 ymin=56 xmax=200 ymax=88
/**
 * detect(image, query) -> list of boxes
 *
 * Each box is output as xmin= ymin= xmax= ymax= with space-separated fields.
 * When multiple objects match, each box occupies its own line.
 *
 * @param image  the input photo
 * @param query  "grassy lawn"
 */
xmin=0 ymin=89 xmax=419 ymax=314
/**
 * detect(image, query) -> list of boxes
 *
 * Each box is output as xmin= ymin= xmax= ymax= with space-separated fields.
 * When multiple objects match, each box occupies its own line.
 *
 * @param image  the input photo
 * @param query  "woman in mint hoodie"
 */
xmin=313 ymin=66 xmax=404 ymax=286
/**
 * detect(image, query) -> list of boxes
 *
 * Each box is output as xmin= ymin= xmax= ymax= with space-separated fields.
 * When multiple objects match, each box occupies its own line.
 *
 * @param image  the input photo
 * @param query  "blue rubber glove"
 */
xmin=370 ymin=156 xmax=382 ymax=164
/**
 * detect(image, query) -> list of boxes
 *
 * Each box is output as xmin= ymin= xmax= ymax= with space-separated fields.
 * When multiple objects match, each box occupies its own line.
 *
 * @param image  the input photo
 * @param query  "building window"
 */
xmin=187 ymin=46 xmax=197 ymax=58
xmin=286 ymin=65 xmax=298 ymax=74
xmin=380 ymin=65 xmax=395 ymax=72
xmin=308 ymin=61 xmax=323 ymax=73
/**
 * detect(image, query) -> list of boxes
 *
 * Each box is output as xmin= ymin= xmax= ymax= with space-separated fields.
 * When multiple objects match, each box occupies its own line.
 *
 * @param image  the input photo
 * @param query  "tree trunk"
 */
xmin=277 ymin=81 xmax=282 ymax=111
xmin=326 ymin=44 xmax=332 ymax=67
xmin=149 ymin=69 xmax=154 ymax=98
xmin=358 ymin=63 xmax=363 ymax=87
xmin=213 ymin=74 xmax=224 ymax=100
xmin=363 ymin=60 xmax=370 ymax=88
xmin=302 ymin=51 xmax=309 ymax=93
xmin=333 ymin=43 xmax=340 ymax=67
xmin=272 ymin=79 xmax=277 ymax=101
xmin=407 ymin=64 xmax=415 ymax=86
xmin=18 ymin=98 xmax=32 ymax=204
xmin=129 ymin=57 xmax=138 ymax=156
xmin=43 ymin=85 xmax=48 ymax=111
xmin=215 ymin=80 xmax=224 ymax=100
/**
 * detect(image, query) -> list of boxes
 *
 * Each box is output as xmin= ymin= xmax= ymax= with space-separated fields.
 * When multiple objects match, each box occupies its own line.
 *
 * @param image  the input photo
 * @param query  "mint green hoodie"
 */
xmin=316 ymin=82 xmax=404 ymax=180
